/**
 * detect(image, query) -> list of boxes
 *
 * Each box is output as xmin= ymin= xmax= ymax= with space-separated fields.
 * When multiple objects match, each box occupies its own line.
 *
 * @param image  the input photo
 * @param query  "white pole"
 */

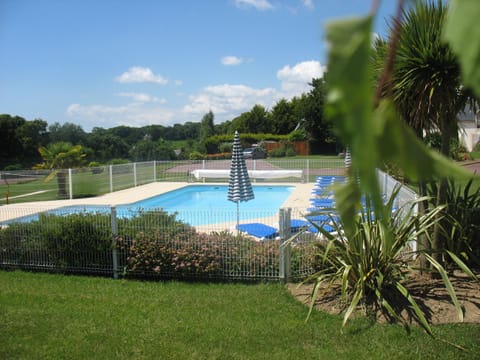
xmin=68 ymin=168 xmax=73 ymax=200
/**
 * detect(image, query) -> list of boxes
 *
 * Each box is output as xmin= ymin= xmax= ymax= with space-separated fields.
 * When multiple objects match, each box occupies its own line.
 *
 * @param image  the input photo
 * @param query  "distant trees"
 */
xmin=0 ymin=75 xmax=337 ymax=169
xmin=0 ymin=114 xmax=48 ymax=168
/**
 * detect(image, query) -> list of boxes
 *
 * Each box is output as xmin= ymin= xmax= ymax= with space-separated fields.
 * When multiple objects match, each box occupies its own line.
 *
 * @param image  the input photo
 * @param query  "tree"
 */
xmin=34 ymin=142 xmax=87 ymax=198
xmin=270 ymin=99 xmax=298 ymax=134
xmin=87 ymin=128 xmax=130 ymax=161
xmin=228 ymin=104 xmax=273 ymax=134
xmin=299 ymin=78 xmax=336 ymax=152
xmin=199 ymin=111 xmax=215 ymax=141
xmin=0 ymin=114 xmax=26 ymax=167
xmin=16 ymin=119 xmax=48 ymax=164
xmin=129 ymin=139 xmax=175 ymax=161
xmin=48 ymin=122 xmax=87 ymax=145
xmin=388 ymin=0 xmax=470 ymax=266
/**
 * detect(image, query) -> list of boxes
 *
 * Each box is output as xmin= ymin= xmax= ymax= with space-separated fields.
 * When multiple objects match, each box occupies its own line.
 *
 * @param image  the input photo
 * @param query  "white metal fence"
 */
xmin=0 ymin=158 xmax=346 ymax=204
xmin=0 ymin=205 xmax=319 ymax=281
xmin=0 ymin=160 xmax=418 ymax=281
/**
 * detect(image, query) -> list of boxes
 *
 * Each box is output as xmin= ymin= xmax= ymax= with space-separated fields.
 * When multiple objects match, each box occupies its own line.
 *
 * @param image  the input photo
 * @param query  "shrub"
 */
xmin=427 ymin=178 xmax=480 ymax=269
xmin=189 ymin=151 xmax=204 ymax=160
xmin=299 ymin=188 xmax=475 ymax=335
xmin=108 ymin=158 xmax=130 ymax=165
xmin=218 ymin=142 xmax=233 ymax=153
xmin=39 ymin=213 xmax=113 ymax=269
xmin=205 ymin=152 xmax=232 ymax=160
xmin=269 ymin=147 xmax=286 ymax=158
xmin=0 ymin=212 xmax=112 ymax=270
xmin=474 ymin=140 xmax=480 ymax=152
xmin=118 ymin=228 xmax=281 ymax=279
xmin=288 ymin=130 xmax=308 ymax=142
xmin=88 ymin=161 xmax=104 ymax=174
xmin=285 ymin=147 xmax=297 ymax=157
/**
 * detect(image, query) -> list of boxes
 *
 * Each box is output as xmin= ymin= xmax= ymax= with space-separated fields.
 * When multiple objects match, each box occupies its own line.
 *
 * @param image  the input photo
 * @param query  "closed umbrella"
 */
xmin=227 ymin=131 xmax=255 ymax=230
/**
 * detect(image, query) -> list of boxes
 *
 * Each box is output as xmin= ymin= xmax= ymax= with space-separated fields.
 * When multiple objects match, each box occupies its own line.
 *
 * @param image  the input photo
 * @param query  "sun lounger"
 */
xmin=237 ymin=223 xmax=278 ymax=240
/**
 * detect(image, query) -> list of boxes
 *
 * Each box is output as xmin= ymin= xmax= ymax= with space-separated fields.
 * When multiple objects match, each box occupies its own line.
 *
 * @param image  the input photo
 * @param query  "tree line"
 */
xmin=0 ymin=77 xmax=336 ymax=170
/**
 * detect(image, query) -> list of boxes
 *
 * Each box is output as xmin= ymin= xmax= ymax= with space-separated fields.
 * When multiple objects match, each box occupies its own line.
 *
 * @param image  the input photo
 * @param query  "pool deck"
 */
xmin=0 ymin=182 xmax=316 ymax=225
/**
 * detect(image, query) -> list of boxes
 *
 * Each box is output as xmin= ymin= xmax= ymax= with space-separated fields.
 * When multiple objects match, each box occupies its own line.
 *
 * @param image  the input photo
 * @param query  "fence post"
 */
xmin=306 ymin=159 xmax=310 ymax=183
xmin=133 ymin=162 xmax=137 ymax=187
xmin=111 ymin=206 xmax=119 ymax=279
xmin=279 ymin=208 xmax=292 ymax=282
xmin=109 ymin=165 xmax=113 ymax=193
xmin=68 ymin=168 xmax=73 ymax=200
xmin=153 ymin=160 xmax=157 ymax=182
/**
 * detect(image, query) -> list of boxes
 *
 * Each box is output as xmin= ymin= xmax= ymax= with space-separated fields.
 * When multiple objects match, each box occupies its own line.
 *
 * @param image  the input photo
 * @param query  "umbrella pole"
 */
xmin=236 ymin=201 xmax=240 ymax=235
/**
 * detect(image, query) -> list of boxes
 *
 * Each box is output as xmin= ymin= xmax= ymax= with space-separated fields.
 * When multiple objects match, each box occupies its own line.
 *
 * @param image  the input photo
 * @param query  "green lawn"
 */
xmin=1 ymin=271 xmax=479 ymax=359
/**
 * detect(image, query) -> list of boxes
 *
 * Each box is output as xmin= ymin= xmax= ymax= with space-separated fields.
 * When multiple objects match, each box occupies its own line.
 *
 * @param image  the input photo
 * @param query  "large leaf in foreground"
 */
xmin=444 ymin=0 xmax=480 ymax=98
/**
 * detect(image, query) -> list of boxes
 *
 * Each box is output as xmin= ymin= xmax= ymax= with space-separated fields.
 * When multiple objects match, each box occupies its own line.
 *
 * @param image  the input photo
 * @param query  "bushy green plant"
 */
xmin=38 ymin=212 xmax=112 ymax=269
xmin=118 ymin=229 xmax=280 ymax=279
xmin=108 ymin=158 xmax=130 ymax=165
xmin=288 ymin=130 xmax=308 ymax=142
xmin=189 ymin=151 xmax=204 ymax=160
xmin=427 ymin=178 xmax=480 ymax=269
xmin=218 ymin=142 xmax=233 ymax=153
xmin=285 ymin=146 xmax=297 ymax=157
xmin=269 ymin=147 xmax=286 ymax=158
xmin=88 ymin=161 xmax=104 ymax=174
xmin=0 ymin=212 xmax=113 ymax=270
xmin=296 ymin=189 xmax=476 ymax=335
xmin=474 ymin=140 xmax=480 ymax=152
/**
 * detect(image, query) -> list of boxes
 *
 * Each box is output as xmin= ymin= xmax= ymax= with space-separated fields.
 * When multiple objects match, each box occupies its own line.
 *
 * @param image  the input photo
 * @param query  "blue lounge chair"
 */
xmin=237 ymin=223 xmax=278 ymax=240
xmin=238 ymin=219 xmax=312 ymax=240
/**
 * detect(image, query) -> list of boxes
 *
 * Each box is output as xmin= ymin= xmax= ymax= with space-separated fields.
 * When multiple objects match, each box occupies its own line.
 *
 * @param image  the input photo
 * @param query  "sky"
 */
xmin=0 ymin=0 xmax=398 ymax=132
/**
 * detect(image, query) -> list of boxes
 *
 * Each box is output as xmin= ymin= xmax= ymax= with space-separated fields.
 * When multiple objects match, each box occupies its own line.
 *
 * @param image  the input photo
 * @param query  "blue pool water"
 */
xmin=6 ymin=185 xmax=294 ymax=226
xmin=118 ymin=185 xmax=294 ymax=225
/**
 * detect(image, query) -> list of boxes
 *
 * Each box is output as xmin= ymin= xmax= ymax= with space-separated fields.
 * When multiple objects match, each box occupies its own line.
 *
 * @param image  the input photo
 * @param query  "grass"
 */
xmin=1 ymin=271 xmax=479 ymax=359
xmin=469 ymin=151 xmax=480 ymax=160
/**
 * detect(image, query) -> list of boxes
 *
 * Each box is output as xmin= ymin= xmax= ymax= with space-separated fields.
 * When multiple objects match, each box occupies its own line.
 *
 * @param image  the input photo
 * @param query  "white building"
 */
xmin=458 ymin=108 xmax=480 ymax=152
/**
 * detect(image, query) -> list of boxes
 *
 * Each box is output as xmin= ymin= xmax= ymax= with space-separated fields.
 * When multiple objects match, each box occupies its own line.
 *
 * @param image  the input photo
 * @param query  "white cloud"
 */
xmin=301 ymin=0 xmax=314 ymax=10
xmin=277 ymin=60 xmax=325 ymax=96
xmin=66 ymin=60 xmax=325 ymax=130
xmin=183 ymin=84 xmax=277 ymax=121
xmin=115 ymin=66 xmax=168 ymax=85
xmin=221 ymin=56 xmax=244 ymax=66
xmin=234 ymin=0 xmax=274 ymax=11
xmin=66 ymin=102 xmax=174 ymax=130
xmin=116 ymin=92 xmax=166 ymax=104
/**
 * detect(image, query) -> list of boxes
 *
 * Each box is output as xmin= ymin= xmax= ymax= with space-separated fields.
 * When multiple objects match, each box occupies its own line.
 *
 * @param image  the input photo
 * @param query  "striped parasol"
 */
xmin=227 ymin=131 xmax=254 ymax=230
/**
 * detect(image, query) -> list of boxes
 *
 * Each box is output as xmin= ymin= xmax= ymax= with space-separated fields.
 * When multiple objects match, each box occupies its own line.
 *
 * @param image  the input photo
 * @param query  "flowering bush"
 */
xmin=119 ymin=230 xmax=281 ymax=279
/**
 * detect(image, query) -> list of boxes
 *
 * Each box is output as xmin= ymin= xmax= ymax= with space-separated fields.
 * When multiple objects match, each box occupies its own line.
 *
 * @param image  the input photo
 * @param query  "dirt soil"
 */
xmin=288 ymin=272 xmax=480 ymax=325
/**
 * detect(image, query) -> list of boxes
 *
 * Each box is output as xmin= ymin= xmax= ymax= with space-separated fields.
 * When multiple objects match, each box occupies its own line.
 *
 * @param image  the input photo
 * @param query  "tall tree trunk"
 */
xmin=431 ymin=130 xmax=451 ymax=270
xmin=56 ymin=171 xmax=68 ymax=199
xmin=417 ymin=180 xmax=430 ymax=272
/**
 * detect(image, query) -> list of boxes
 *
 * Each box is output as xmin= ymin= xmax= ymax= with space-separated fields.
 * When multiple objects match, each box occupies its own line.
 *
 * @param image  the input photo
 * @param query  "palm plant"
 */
xmin=34 ymin=142 xmax=87 ymax=198
xmin=383 ymin=0 xmax=471 ymax=266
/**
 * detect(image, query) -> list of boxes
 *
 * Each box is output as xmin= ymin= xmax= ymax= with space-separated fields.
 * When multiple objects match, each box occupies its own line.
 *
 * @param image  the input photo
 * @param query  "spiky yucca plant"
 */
xmin=298 ymin=188 xmax=476 ymax=335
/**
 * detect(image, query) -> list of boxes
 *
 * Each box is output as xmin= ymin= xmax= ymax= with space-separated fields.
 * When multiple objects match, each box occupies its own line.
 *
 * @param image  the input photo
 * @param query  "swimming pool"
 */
xmin=118 ymin=185 xmax=294 ymax=225
xmin=4 ymin=185 xmax=295 ymax=227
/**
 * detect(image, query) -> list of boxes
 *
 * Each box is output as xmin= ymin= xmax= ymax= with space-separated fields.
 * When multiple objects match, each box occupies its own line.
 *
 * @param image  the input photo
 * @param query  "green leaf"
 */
xmin=444 ymin=0 xmax=480 ymax=98
xmin=424 ymin=253 xmax=464 ymax=322
xmin=396 ymin=282 xmax=433 ymax=336
xmin=325 ymin=16 xmax=379 ymax=195
xmin=445 ymin=250 xmax=478 ymax=280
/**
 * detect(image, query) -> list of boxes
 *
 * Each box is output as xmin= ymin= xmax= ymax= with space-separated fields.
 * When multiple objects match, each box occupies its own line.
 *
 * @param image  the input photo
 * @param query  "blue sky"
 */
xmin=0 ymin=0 xmax=397 ymax=132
